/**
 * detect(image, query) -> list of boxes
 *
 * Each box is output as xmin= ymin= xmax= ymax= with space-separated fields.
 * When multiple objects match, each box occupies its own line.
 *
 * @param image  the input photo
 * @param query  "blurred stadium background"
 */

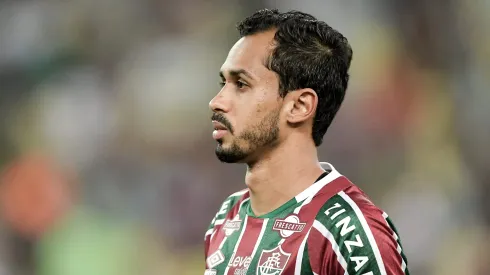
xmin=0 ymin=0 xmax=489 ymax=274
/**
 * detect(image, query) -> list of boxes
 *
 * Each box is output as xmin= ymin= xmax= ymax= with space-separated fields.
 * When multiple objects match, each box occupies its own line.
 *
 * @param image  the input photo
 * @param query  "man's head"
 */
xmin=209 ymin=9 xmax=352 ymax=163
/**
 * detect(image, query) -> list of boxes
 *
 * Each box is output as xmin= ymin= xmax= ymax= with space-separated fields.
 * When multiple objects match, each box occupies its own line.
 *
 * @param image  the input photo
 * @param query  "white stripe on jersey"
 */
xmin=222 ymin=216 xmax=248 ymax=275
xmin=214 ymin=219 xmax=225 ymax=226
xmin=250 ymin=218 xmax=269 ymax=260
xmin=209 ymin=198 xmax=249 ymax=244
xmin=294 ymin=228 xmax=311 ymax=274
xmin=205 ymin=228 xmax=213 ymax=239
xmin=210 ymin=219 xmax=225 ymax=241
xmin=295 ymin=162 xmax=342 ymax=202
xmin=382 ymin=212 xmax=406 ymax=273
xmin=289 ymin=163 xmax=342 ymax=273
xmin=339 ymin=191 xmax=387 ymax=275
xmin=217 ymin=198 xmax=250 ymax=249
xmin=230 ymin=189 xmax=248 ymax=197
xmin=313 ymin=220 xmax=349 ymax=273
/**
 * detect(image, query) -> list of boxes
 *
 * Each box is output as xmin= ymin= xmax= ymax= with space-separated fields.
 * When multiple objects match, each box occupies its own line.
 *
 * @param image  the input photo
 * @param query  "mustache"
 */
xmin=211 ymin=113 xmax=234 ymax=133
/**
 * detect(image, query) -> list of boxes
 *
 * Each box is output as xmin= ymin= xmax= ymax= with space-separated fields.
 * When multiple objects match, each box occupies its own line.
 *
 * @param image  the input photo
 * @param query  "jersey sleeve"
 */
xmin=309 ymin=188 xmax=409 ymax=275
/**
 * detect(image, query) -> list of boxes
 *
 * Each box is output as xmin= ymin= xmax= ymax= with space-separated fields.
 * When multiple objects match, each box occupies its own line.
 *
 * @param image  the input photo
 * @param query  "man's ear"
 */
xmin=283 ymin=88 xmax=318 ymax=124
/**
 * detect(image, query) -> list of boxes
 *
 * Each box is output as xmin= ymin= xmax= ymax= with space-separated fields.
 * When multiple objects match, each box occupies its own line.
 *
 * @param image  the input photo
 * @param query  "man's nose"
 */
xmin=209 ymin=90 xmax=229 ymax=113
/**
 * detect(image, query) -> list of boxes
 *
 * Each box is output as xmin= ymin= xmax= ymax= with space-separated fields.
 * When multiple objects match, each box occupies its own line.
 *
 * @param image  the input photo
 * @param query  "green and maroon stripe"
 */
xmin=223 ymin=217 xmax=269 ymax=274
xmin=205 ymin=192 xmax=250 ymax=269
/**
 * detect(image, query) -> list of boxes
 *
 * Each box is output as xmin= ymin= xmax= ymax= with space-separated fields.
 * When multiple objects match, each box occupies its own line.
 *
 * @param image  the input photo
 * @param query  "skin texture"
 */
xmin=209 ymin=29 xmax=325 ymax=216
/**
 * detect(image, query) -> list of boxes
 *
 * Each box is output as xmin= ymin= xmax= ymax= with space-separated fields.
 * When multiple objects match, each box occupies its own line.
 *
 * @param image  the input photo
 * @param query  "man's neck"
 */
xmin=244 ymin=140 xmax=325 ymax=217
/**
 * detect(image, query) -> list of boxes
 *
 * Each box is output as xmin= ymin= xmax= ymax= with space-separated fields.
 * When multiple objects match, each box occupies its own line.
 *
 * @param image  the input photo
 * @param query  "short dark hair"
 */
xmin=237 ymin=9 xmax=353 ymax=146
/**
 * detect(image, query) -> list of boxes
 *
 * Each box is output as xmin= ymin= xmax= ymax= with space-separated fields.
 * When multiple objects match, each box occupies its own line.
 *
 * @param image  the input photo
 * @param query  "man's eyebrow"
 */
xmin=219 ymin=69 xmax=256 ymax=81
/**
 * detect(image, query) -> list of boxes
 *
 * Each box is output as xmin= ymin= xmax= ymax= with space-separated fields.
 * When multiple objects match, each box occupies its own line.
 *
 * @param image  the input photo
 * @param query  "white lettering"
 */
xmin=345 ymin=234 xmax=364 ymax=253
xmin=362 ymin=272 xmax=374 ymax=275
xmin=227 ymin=253 xmax=236 ymax=266
xmin=330 ymin=208 xmax=346 ymax=220
xmin=324 ymin=203 xmax=342 ymax=216
xmin=336 ymin=216 xmax=356 ymax=236
xmin=233 ymin=257 xmax=241 ymax=266
xmin=227 ymin=254 xmax=252 ymax=268
xmin=243 ymin=257 xmax=251 ymax=268
xmin=234 ymin=268 xmax=248 ymax=275
xmin=351 ymin=256 xmax=369 ymax=272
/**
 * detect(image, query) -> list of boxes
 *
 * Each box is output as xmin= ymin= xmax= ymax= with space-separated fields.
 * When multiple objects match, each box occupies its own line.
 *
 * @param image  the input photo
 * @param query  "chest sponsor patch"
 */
xmin=222 ymin=218 xmax=242 ymax=237
xmin=272 ymin=215 xmax=306 ymax=238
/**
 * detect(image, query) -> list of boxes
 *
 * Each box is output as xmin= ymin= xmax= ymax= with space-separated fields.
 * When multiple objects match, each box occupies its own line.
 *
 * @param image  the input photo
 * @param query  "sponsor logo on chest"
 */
xmin=227 ymin=253 xmax=252 ymax=275
xmin=206 ymin=250 xmax=225 ymax=269
xmin=272 ymin=215 xmax=306 ymax=238
xmin=223 ymin=218 xmax=242 ymax=236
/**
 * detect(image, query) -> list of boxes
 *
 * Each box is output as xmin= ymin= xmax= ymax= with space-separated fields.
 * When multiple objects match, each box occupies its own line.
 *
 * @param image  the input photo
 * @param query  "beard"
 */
xmin=215 ymin=108 xmax=280 ymax=163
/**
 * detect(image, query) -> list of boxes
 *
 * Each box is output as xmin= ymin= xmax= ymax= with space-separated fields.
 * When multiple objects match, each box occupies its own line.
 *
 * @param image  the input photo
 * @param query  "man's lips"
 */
xmin=212 ymin=121 xmax=228 ymax=140
xmin=212 ymin=121 xmax=228 ymax=131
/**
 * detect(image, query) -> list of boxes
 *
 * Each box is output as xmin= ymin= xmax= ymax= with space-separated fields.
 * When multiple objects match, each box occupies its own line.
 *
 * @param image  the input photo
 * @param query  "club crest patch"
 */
xmin=257 ymin=246 xmax=291 ymax=275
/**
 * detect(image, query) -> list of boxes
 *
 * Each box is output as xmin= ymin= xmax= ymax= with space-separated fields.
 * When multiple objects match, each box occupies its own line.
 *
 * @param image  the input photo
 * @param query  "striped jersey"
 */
xmin=204 ymin=163 xmax=409 ymax=275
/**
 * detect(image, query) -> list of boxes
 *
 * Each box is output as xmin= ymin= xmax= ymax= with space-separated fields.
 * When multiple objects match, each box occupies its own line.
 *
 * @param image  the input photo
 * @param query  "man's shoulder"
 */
xmin=312 ymin=184 xmax=386 ymax=236
xmin=307 ymin=183 xmax=407 ymax=274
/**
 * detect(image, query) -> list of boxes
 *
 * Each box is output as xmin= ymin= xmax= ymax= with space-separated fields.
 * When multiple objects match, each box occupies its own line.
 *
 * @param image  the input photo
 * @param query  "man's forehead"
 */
xmin=221 ymin=31 xmax=275 ymax=77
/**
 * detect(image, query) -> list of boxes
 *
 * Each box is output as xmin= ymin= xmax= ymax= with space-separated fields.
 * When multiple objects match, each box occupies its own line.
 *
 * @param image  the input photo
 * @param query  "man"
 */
xmin=205 ymin=9 xmax=409 ymax=275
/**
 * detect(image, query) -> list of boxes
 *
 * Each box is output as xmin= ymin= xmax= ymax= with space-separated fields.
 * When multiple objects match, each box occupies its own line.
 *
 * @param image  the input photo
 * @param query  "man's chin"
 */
xmin=215 ymin=146 xmax=247 ymax=163
xmin=216 ymin=155 xmax=241 ymax=163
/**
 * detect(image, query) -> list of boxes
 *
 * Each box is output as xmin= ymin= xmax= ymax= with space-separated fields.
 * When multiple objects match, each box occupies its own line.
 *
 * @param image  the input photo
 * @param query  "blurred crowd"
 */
xmin=0 ymin=0 xmax=489 ymax=274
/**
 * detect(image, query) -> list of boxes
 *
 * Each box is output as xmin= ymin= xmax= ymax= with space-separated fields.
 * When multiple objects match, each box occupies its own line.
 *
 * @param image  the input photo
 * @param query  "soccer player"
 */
xmin=204 ymin=9 xmax=409 ymax=275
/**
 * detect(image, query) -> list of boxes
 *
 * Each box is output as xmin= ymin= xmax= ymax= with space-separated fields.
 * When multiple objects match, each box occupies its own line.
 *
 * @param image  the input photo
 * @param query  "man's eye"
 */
xmin=219 ymin=80 xmax=247 ymax=89
xmin=236 ymin=81 xmax=247 ymax=89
